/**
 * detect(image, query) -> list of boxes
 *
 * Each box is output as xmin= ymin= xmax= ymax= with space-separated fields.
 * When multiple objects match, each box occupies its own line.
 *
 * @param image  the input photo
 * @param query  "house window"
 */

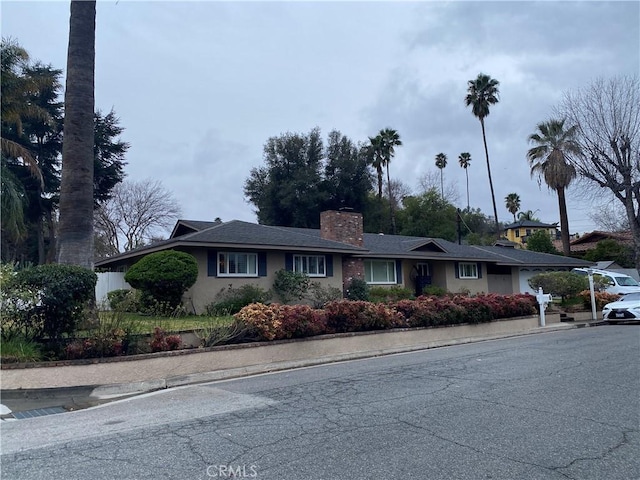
xmin=293 ymin=255 xmax=326 ymax=277
xmin=365 ymin=260 xmax=396 ymax=284
xmin=515 ymin=230 xmax=520 ymax=238
xmin=458 ymin=262 xmax=478 ymax=279
xmin=526 ymin=229 xmax=532 ymax=236
xmin=218 ymin=252 xmax=257 ymax=277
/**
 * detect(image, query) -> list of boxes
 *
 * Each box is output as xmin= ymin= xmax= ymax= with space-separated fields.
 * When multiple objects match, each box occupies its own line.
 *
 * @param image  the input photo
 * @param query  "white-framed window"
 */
xmin=458 ymin=262 xmax=478 ymax=279
xmin=293 ymin=255 xmax=326 ymax=277
xmin=365 ymin=260 xmax=396 ymax=284
xmin=218 ymin=252 xmax=258 ymax=277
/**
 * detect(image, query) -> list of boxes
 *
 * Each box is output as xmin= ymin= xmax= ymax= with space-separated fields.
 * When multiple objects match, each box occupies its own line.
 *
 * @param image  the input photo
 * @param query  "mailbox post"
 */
xmin=536 ymin=287 xmax=553 ymax=327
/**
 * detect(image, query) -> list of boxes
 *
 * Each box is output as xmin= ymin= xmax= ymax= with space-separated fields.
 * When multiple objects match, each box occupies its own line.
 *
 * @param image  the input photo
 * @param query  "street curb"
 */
xmin=89 ymin=322 xmax=586 ymax=397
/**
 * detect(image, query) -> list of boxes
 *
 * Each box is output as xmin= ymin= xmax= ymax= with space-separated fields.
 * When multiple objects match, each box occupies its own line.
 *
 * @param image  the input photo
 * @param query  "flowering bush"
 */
xmin=578 ymin=290 xmax=620 ymax=310
xmin=277 ymin=304 xmax=327 ymax=339
xmin=323 ymin=300 xmax=404 ymax=333
xmin=235 ymin=303 xmax=282 ymax=340
xmin=149 ymin=327 xmax=182 ymax=352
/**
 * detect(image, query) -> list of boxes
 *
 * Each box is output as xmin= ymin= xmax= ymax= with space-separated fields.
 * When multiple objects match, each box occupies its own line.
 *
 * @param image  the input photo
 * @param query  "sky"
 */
xmin=2 ymin=0 xmax=639 ymax=237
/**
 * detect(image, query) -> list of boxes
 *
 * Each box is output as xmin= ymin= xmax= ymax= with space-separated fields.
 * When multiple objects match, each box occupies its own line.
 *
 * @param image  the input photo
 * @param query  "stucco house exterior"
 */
xmin=504 ymin=220 xmax=559 ymax=247
xmin=95 ymin=210 xmax=592 ymax=313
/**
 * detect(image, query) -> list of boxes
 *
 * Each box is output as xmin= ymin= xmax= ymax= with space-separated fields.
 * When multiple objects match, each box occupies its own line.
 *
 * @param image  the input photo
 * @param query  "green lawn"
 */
xmin=98 ymin=312 xmax=235 ymax=334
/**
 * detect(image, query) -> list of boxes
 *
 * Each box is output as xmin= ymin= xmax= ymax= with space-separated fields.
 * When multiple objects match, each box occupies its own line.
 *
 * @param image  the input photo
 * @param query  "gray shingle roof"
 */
xmin=96 ymin=219 xmax=593 ymax=269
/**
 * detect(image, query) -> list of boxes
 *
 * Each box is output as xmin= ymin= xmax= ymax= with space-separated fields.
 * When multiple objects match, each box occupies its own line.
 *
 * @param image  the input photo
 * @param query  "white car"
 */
xmin=602 ymin=292 xmax=640 ymax=322
xmin=571 ymin=268 xmax=640 ymax=295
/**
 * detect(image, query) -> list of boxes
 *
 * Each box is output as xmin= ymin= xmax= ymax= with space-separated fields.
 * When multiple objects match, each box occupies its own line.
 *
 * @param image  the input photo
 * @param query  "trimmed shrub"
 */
xmin=206 ymin=284 xmax=271 ymax=315
xmin=273 ymin=270 xmax=310 ymax=304
xmin=528 ymin=272 xmax=589 ymax=300
xmin=307 ymin=282 xmax=343 ymax=308
xmin=124 ymin=250 xmax=197 ymax=309
xmin=422 ymin=285 xmax=447 ymax=297
xmin=10 ymin=264 xmax=97 ymax=339
xmin=345 ymin=278 xmax=369 ymax=301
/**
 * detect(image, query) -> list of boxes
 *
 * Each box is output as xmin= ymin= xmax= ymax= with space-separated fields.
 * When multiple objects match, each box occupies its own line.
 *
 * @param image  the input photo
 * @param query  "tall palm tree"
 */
xmin=505 ymin=193 xmax=521 ymax=222
xmin=379 ymin=128 xmax=402 ymax=234
xmin=367 ymin=135 xmax=385 ymax=200
xmin=57 ymin=0 xmax=96 ymax=268
xmin=527 ymin=118 xmax=580 ymax=256
xmin=458 ymin=152 xmax=471 ymax=210
xmin=465 ymin=73 xmax=500 ymax=237
xmin=435 ymin=153 xmax=447 ymax=200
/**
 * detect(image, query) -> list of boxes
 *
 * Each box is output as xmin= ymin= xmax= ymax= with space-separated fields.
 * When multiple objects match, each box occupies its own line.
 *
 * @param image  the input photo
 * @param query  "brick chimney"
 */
xmin=320 ymin=209 xmax=364 ymax=247
xmin=320 ymin=210 xmax=365 ymax=292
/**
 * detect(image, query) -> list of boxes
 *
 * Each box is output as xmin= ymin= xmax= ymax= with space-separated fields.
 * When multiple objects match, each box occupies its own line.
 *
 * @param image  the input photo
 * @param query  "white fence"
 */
xmin=96 ymin=272 xmax=130 ymax=307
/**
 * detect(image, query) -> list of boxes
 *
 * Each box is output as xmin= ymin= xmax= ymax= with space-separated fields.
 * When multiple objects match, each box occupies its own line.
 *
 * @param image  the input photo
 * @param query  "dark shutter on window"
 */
xmin=207 ymin=250 xmax=217 ymax=277
xmin=258 ymin=252 xmax=267 ymax=277
xmin=454 ymin=261 xmax=460 ymax=279
xmin=326 ymin=255 xmax=333 ymax=277
xmin=477 ymin=262 xmax=482 ymax=278
xmin=285 ymin=253 xmax=293 ymax=271
xmin=395 ymin=260 xmax=403 ymax=284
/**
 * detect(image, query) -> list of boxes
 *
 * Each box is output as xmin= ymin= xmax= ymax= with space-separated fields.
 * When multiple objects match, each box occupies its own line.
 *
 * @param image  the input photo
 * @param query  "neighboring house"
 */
xmin=95 ymin=210 xmax=592 ymax=314
xmin=504 ymin=220 xmax=559 ymax=247
xmin=567 ymin=230 xmax=633 ymax=254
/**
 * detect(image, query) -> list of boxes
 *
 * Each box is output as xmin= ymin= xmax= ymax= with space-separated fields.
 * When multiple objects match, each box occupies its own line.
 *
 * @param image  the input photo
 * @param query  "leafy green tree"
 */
xmin=527 ymin=119 xmax=580 ymax=256
xmin=57 ymin=0 xmax=96 ymax=268
xmin=435 ymin=152 xmax=447 ymax=200
xmin=93 ymin=109 xmax=128 ymax=204
xmin=583 ymin=239 xmax=634 ymax=268
xmin=398 ymin=189 xmax=457 ymax=240
xmin=1 ymin=39 xmax=127 ymax=265
xmin=458 ymin=152 xmax=472 ymax=210
xmin=505 ymin=193 xmax=521 ymax=222
xmin=465 ymin=73 xmax=500 ymax=237
xmin=322 ymin=130 xmax=372 ymax=213
xmin=245 ymin=128 xmax=326 ymax=228
xmin=245 ymin=128 xmax=372 ymax=228
xmin=525 ymin=229 xmax=559 ymax=254
xmin=459 ymin=208 xmax=497 ymax=245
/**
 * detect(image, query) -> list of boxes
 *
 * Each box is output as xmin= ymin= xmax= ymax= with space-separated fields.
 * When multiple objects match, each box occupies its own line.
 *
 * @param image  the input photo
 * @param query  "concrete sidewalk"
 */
xmin=0 ymin=317 xmax=603 ymax=420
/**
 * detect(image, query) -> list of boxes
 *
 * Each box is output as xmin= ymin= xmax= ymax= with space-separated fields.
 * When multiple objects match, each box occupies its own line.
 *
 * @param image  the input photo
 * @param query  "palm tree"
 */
xmin=527 ymin=118 xmax=580 ymax=256
xmin=379 ymin=128 xmax=402 ymax=234
xmin=458 ymin=152 xmax=471 ymax=210
xmin=435 ymin=153 xmax=447 ymax=200
xmin=57 ymin=1 xmax=96 ymax=268
xmin=465 ymin=73 xmax=500 ymax=237
xmin=518 ymin=210 xmax=539 ymax=222
xmin=505 ymin=193 xmax=521 ymax=222
xmin=367 ymin=135 xmax=385 ymax=200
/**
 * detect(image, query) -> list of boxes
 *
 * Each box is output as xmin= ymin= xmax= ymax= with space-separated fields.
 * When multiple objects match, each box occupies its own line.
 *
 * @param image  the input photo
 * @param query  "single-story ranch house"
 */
xmin=95 ymin=210 xmax=593 ymax=314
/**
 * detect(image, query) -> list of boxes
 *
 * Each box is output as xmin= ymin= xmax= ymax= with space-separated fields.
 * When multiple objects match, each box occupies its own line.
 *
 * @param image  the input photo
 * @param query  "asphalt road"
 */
xmin=1 ymin=326 xmax=638 ymax=480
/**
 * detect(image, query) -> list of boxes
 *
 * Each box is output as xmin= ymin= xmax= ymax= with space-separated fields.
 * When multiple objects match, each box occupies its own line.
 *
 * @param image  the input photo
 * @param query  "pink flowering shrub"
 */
xmin=277 ymin=304 xmax=327 ymax=339
xmin=150 ymin=327 xmax=182 ymax=352
xmin=323 ymin=300 xmax=404 ymax=333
